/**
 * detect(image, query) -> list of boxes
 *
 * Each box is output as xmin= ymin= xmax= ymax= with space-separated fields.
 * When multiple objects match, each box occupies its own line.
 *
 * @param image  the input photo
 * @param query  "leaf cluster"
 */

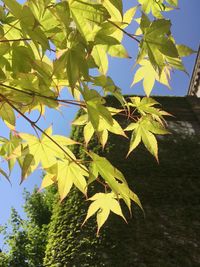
xmin=0 ymin=0 xmax=195 ymax=232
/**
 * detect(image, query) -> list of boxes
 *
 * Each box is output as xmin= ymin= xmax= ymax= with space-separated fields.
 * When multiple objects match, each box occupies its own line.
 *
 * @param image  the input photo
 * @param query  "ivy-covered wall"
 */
xmin=44 ymin=97 xmax=200 ymax=267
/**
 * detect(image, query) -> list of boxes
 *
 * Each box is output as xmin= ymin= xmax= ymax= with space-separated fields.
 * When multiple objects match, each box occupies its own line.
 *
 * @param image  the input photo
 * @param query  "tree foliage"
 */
xmin=0 ymin=251 xmax=9 ymax=267
xmin=0 ymin=187 xmax=55 ymax=266
xmin=0 ymin=0 xmax=195 ymax=233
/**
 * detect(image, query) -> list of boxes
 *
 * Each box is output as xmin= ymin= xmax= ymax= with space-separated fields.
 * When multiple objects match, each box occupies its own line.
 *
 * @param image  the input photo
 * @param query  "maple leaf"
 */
xmin=132 ymin=60 xmax=171 ymax=96
xmin=18 ymin=127 xmax=78 ymax=180
xmin=82 ymin=192 xmax=126 ymax=235
xmin=125 ymin=116 xmax=168 ymax=159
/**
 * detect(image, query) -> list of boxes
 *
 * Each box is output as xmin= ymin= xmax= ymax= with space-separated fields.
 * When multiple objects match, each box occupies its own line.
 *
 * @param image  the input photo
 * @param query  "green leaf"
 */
xmin=140 ymin=18 xmax=179 ymax=72
xmin=98 ymin=117 xmax=126 ymax=137
xmin=139 ymin=13 xmax=151 ymax=32
xmin=0 ymin=167 xmax=10 ymax=184
xmin=0 ymin=42 xmax=10 ymax=56
xmin=128 ymin=97 xmax=171 ymax=121
xmin=83 ymin=88 xmax=113 ymax=130
xmin=0 ymin=69 xmax=6 ymax=81
xmin=166 ymin=0 xmax=178 ymax=6
xmin=140 ymin=125 xmax=158 ymax=160
xmin=95 ymin=34 xmax=129 ymax=58
xmin=125 ymin=115 xmax=168 ymax=159
xmin=88 ymin=152 xmax=139 ymax=210
xmin=66 ymin=50 xmax=80 ymax=89
xmin=72 ymin=114 xmax=88 ymax=126
xmin=158 ymin=38 xmax=179 ymax=58
xmin=98 ymin=129 xmax=108 ymax=148
xmin=19 ymin=6 xmax=50 ymax=51
xmin=138 ymin=0 xmax=171 ymax=17
xmin=3 ymin=0 xmax=22 ymax=18
xmin=40 ymin=173 xmax=55 ymax=190
xmin=69 ymin=0 xmax=108 ymax=41
xmin=123 ymin=6 xmax=137 ymax=26
xmin=57 ymin=160 xmax=88 ymax=201
xmin=127 ymin=130 xmax=141 ymax=156
xmin=102 ymin=0 xmax=123 ymax=21
xmin=128 ymin=96 xmax=158 ymax=111
xmin=82 ymin=192 xmax=126 ymax=235
xmin=176 ymin=45 xmax=196 ymax=57
xmin=138 ymin=0 xmax=154 ymax=14
xmin=108 ymin=44 xmax=130 ymax=58
xmin=166 ymin=56 xmax=185 ymax=71
xmin=19 ymin=127 xmax=77 ymax=172
xmin=0 ymin=102 xmax=15 ymax=126
xmin=132 ymin=60 xmax=171 ymax=96
xmin=145 ymin=19 xmax=171 ymax=37
xmin=89 ymin=152 xmax=127 ymax=186
xmin=84 ymin=122 xmax=94 ymax=146
xmin=117 ymin=183 xmax=143 ymax=212
xmin=92 ymin=45 xmax=108 ymax=74
xmin=92 ymin=75 xmax=125 ymax=105
xmin=12 ymin=46 xmax=35 ymax=73
xmin=21 ymin=154 xmax=34 ymax=183
xmin=88 ymin=162 xmax=98 ymax=185
xmin=0 ymin=133 xmax=21 ymax=173
xmin=53 ymin=2 xmax=70 ymax=28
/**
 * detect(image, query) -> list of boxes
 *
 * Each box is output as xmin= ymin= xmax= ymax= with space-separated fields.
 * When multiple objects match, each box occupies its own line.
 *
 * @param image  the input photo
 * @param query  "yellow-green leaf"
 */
xmin=40 ymin=173 xmax=55 ymax=190
xmin=176 ymin=45 xmax=196 ymax=57
xmin=82 ymin=192 xmax=126 ymax=235
xmin=0 ymin=102 xmax=15 ymax=127
xmin=57 ymin=160 xmax=88 ymax=201
xmin=84 ymin=122 xmax=94 ymax=146
xmin=92 ymin=45 xmax=108 ymax=75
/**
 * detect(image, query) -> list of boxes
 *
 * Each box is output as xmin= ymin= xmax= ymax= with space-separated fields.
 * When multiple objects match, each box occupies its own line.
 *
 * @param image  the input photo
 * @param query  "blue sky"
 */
xmin=0 ymin=0 xmax=199 ymax=250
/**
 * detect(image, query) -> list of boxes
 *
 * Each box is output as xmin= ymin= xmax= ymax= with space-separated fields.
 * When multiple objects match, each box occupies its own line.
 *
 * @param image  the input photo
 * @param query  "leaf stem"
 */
xmin=113 ymin=110 xmax=138 ymax=122
xmin=107 ymin=20 xmax=140 ymax=43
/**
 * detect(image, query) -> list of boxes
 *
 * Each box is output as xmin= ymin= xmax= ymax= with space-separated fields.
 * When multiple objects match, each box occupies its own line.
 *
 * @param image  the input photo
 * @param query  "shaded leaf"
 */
xmin=0 ymin=167 xmax=10 ymax=184
xmin=0 ymin=102 xmax=15 ymax=126
xmin=21 ymin=154 xmax=34 ymax=183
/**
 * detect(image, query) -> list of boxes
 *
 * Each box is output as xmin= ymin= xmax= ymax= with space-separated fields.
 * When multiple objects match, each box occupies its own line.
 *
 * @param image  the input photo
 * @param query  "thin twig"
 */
xmin=107 ymin=20 xmax=140 ymax=43
xmin=0 ymin=38 xmax=31 ymax=43
xmin=0 ymin=83 xmax=86 ymax=107
xmin=96 ymin=178 xmax=109 ymax=190
xmin=32 ymin=105 xmax=43 ymax=124
xmin=112 ymin=110 xmax=138 ymax=122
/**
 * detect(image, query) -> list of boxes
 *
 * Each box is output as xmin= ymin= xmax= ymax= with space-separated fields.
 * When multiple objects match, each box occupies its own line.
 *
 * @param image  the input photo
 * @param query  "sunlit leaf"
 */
xmin=57 ymin=160 xmax=88 ymax=201
xmin=92 ymin=45 xmax=108 ymax=75
xmin=19 ymin=127 xmax=77 ymax=173
xmin=82 ymin=192 xmax=126 ymax=235
xmin=125 ymin=115 xmax=168 ymax=159
xmin=132 ymin=60 xmax=171 ymax=96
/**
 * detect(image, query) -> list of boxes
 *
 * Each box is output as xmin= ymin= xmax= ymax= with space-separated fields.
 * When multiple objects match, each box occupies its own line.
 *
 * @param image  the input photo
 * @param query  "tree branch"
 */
xmin=0 ymin=83 xmax=86 ymax=107
xmin=0 ymin=94 xmax=89 ymax=173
